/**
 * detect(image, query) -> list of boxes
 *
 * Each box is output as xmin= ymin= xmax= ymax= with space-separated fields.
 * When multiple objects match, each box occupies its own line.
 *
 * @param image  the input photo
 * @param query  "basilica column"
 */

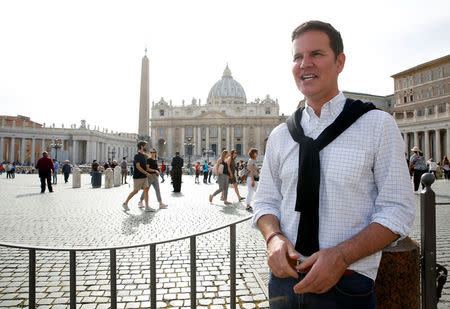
xmin=402 ymin=133 xmax=408 ymax=155
xmin=0 ymin=137 xmax=4 ymax=162
xmin=231 ymin=127 xmax=235 ymax=153
xmin=206 ymin=126 xmax=210 ymax=152
xmin=193 ymin=127 xmax=197 ymax=157
xmin=181 ymin=127 xmax=185 ymax=156
xmin=226 ymin=127 xmax=230 ymax=151
xmin=414 ymin=132 xmax=419 ymax=149
xmin=447 ymin=128 xmax=450 ymax=160
xmin=10 ymin=137 xmax=15 ymax=162
xmin=72 ymin=140 xmax=78 ymax=164
xmin=256 ymin=126 xmax=261 ymax=152
xmin=436 ymin=130 xmax=441 ymax=162
xmin=31 ymin=138 xmax=36 ymax=165
xmin=217 ymin=126 xmax=221 ymax=153
xmin=197 ymin=126 xmax=202 ymax=156
xmin=243 ymin=126 xmax=248 ymax=156
xmin=167 ymin=127 xmax=173 ymax=157
xmin=86 ymin=140 xmax=91 ymax=163
xmin=424 ymin=131 xmax=430 ymax=159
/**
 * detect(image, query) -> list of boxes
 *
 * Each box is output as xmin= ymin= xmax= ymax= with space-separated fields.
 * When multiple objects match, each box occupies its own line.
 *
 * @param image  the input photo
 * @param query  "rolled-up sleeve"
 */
xmin=252 ymin=127 xmax=284 ymax=228
xmin=371 ymin=114 xmax=415 ymax=240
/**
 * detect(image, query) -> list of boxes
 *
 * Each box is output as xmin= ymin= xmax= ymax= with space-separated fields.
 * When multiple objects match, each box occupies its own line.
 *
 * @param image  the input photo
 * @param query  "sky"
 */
xmin=1 ymin=0 xmax=449 ymax=134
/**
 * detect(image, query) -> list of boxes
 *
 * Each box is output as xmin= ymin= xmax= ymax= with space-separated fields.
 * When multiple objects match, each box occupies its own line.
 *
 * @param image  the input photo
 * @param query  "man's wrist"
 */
xmin=266 ymin=232 xmax=283 ymax=247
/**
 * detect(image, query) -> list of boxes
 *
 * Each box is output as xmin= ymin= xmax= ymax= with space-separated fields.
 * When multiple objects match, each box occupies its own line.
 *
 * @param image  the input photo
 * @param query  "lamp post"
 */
xmin=184 ymin=137 xmax=194 ymax=168
xmin=50 ymin=138 xmax=62 ymax=161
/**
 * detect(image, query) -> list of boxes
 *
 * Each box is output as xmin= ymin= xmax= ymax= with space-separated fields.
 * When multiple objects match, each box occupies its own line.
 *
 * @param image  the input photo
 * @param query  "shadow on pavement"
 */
xmin=16 ymin=193 xmax=45 ymax=198
xmin=121 ymin=210 xmax=156 ymax=235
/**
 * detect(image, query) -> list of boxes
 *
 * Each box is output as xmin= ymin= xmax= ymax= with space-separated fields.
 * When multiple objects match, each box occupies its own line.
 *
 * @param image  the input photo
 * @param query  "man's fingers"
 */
xmin=296 ymin=254 xmax=316 ymax=273
xmin=293 ymin=268 xmax=319 ymax=294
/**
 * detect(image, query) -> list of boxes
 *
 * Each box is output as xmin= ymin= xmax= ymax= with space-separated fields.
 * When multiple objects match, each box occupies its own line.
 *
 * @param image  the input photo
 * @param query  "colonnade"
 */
xmin=402 ymin=128 xmax=450 ymax=162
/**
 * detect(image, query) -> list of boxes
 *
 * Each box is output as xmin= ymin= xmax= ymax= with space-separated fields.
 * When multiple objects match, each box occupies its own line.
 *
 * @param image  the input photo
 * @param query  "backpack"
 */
xmin=238 ymin=166 xmax=248 ymax=178
xmin=121 ymin=160 xmax=127 ymax=169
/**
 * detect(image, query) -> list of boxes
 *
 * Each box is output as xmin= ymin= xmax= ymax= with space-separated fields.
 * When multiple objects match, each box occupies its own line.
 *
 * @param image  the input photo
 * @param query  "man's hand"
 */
xmin=267 ymin=235 xmax=299 ymax=279
xmin=293 ymin=247 xmax=347 ymax=294
xmin=251 ymin=180 xmax=255 ymax=187
xmin=155 ymin=171 xmax=160 ymax=176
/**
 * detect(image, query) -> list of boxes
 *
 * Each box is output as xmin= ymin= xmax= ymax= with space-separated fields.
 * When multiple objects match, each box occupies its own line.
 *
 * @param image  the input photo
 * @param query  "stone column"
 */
xmin=217 ymin=126 xmax=221 ymax=153
xmin=447 ymin=128 xmax=450 ymax=159
xmin=41 ymin=139 xmax=45 ymax=154
xmin=86 ymin=140 xmax=91 ymax=163
xmin=243 ymin=126 xmax=247 ymax=156
xmin=181 ymin=127 xmax=185 ymax=156
xmin=10 ymin=137 xmax=15 ymax=162
xmin=31 ymin=138 xmax=36 ymax=165
xmin=436 ymin=130 xmax=441 ymax=162
xmin=424 ymin=131 xmax=430 ymax=159
xmin=226 ymin=127 xmax=230 ymax=151
xmin=231 ymin=127 xmax=235 ymax=152
xmin=72 ymin=140 xmax=78 ymax=164
xmin=206 ymin=126 xmax=210 ymax=152
xmin=256 ymin=126 xmax=261 ymax=152
xmin=414 ymin=132 xmax=419 ymax=149
xmin=167 ymin=127 xmax=173 ymax=158
xmin=0 ymin=137 xmax=4 ymax=162
xmin=198 ymin=126 xmax=202 ymax=156
xmin=193 ymin=127 xmax=197 ymax=156
xmin=403 ymin=133 xmax=408 ymax=155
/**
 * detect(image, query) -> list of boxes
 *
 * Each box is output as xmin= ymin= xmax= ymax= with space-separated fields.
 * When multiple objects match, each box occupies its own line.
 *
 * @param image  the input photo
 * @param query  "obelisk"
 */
xmin=138 ymin=49 xmax=150 ymax=144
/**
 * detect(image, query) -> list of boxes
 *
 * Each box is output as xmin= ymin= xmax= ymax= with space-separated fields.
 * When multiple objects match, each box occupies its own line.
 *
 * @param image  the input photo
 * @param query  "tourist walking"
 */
xmin=195 ymin=162 xmax=200 ymax=184
xmin=121 ymin=157 xmax=128 ymax=184
xmin=122 ymin=140 xmax=152 ymax=212
xmin=203 ymin=161 xmax=209 ymax=184
xmin=442 ymin=156 xmax=450 ymax=180
xmin=227 ymin=149 xmax=245 ymax=202
xmin=171 ymin=152 xmax=184 ymax=192
xmin=138 ymin=149 xmax=168 ymax=209
xmin=245 ymin=148 xmax=259 ymax=212
xmin=36 ymin=152 xmax=54 ymax=193
xmin=62 ymin=160 xmax=71 ymax=183
xmin=160 ymin=161 xmax=166 ymax=182
xmin=52 ymin=160 xmax=60 ymax=184
xmin=409 ymin=146 xmax=428 ymax=192
xmin=209 ymin=150 xmax=231 ymax=205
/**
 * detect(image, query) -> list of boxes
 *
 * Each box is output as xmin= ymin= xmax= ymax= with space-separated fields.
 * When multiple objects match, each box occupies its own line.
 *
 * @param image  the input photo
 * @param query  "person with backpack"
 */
xmin=227 ymin=149 xmax=245 ymax=202
xmin=160 ymin=160 xmax=166 ymax=182
xmin=203 ymin=161 xmax=209 ymax=184
xmin=209 ymin=150 xmax=231 ymax=205
xmin=120 ymin=157 xmax=128 ymax=184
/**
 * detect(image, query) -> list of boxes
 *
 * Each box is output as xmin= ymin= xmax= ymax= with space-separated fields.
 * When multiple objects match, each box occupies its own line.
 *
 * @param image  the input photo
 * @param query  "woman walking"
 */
xmin=245 ymin=148 xmax=259 ymax=212
xmin=138 ymin=149 xmax=168 ymax=209
xmin=209 ymin=150 xmax=231 ymax=205
xmin=227 ymin=149 xmax=245 ymax=202
xmin=409 ymin=146 xmax=428 ymax=193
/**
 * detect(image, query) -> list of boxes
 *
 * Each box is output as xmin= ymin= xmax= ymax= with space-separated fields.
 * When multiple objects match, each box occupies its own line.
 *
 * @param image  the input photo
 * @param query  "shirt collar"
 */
xmin=304 ymin=92 xmax=346 ymax=122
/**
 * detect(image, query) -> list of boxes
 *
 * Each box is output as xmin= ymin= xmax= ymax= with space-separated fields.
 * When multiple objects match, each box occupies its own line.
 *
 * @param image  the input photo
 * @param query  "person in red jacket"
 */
xmin=35 ymin=151 xmax=55 ymax=193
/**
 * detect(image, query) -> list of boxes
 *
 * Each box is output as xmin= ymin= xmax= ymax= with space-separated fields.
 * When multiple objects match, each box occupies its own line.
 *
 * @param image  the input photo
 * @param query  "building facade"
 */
xmin=150 ymin=65 xmax=287 ymax=161
xmin=392 ymin=54 xmax=450 ymax=161
xmin=0 ymin=115 xmax=138 ymax=165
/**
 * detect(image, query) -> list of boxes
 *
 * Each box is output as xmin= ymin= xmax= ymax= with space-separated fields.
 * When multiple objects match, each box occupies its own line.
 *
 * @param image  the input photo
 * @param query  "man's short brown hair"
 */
xmin=248 ymin=148 xmax=258 ymax=159
xmin=291 ymin=20 xmax=343 ymax=60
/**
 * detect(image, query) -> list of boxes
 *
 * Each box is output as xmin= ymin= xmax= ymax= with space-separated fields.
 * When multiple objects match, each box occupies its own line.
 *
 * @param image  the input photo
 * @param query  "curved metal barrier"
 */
xmin=0 ymin=215 xmax=254 ymax=309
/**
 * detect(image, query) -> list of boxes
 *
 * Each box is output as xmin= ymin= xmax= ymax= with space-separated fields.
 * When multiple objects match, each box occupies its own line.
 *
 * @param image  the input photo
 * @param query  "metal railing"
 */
xmin=420 ymin=173 xmax=449 ymax=309
xmin=0 ymin=215 xmax=253 ymax=309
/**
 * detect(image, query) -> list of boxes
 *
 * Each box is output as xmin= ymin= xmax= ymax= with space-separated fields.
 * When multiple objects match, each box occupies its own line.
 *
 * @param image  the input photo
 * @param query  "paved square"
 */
xmin=0 ymin=174 xmax=449 ymax=308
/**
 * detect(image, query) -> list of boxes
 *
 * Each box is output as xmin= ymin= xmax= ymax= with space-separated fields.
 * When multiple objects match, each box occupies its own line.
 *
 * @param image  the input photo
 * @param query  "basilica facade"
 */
xmin=150 ymin=65 xmax=287 ymax=161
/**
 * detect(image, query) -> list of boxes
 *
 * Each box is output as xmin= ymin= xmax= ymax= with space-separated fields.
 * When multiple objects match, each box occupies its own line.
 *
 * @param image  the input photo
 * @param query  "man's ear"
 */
xmin=336 ymin=53 xmax=345 ymax=74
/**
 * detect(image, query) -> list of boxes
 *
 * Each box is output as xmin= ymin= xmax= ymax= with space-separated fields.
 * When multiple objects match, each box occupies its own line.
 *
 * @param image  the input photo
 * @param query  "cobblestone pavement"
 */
xmin=0 ymin=174 xmax=449 ymax=308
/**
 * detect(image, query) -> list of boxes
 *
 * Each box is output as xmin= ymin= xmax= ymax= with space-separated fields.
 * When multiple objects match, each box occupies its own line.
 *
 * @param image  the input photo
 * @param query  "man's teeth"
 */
xmin=302 ymin=75 xmax=316 ymax=80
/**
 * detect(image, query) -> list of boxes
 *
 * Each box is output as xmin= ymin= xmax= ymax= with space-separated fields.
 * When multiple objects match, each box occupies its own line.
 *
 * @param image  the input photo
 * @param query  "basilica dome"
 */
xmin=207 ymin=65 xmax=247 ymax=104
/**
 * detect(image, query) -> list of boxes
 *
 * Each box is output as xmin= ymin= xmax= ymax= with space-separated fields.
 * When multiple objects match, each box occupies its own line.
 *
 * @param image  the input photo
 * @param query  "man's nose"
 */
xmin=300 ymin=55 xmax=313 ymax=69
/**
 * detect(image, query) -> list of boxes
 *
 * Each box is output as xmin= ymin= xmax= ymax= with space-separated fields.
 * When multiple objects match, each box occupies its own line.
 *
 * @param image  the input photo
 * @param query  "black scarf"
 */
xmin=286 ymin=98 xmax=377 ymax=256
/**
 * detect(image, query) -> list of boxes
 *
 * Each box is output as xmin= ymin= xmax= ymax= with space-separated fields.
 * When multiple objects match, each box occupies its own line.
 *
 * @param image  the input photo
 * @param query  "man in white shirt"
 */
xmin=253 ymin=20 xmax=415 ymax=308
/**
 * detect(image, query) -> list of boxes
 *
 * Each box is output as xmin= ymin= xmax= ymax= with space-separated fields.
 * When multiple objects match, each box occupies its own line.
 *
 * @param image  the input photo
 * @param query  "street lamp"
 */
xmin=184 ymin=137 xmax=194 ymax=168
xmin=50 ymin=138 xmax=62 ymax=161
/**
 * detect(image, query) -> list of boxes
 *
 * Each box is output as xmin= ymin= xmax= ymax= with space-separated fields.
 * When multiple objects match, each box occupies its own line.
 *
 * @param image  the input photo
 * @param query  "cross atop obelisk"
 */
xmin=138 ymin=50 xmax=150 ymax=144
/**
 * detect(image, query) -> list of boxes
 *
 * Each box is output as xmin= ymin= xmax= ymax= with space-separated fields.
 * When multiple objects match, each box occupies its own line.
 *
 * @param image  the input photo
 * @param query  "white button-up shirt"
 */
xmin=252 ymin=92 xmax=415 ymax=280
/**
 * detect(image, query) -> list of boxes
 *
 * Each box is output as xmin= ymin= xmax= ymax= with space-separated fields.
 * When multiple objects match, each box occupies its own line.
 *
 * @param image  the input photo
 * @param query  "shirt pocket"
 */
xmin=322 ymin=147 xmax=372 ymax=187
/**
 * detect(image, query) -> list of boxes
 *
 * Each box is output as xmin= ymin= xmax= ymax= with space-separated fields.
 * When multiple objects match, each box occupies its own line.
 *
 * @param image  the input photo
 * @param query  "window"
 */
xmin=416 ymin=76 xmax=422 ymax=84
xmin=265 ymin=108 xmax=271 ymax=114
xmin=396 ymin=81 xmax=400 ymax=90
xmin=438 ymin=70 xmax=443 ymax=78
xmin=222 ymin=128 xmax=226 ymax=136
xmin=428 ymin=107 xmax=434 ymax=115
xmin=439 ymin=88 xmax=444 ymax=95
xmin=159 ymin=110 xmax=164 ymax=116
xmin=211 ymin=127 xmax=217 ymax=137
xmin=410 ymin=95 xmax=413 ymax=102
xmin=266 ymin=127 xmax=271 ymax=135
xmin=417 ymin=109 xmax=424 ymax=117
xmin=418 ymin=93 xmax=422 ymax=100
xmin=438 ymin=104 xmax=446 ymax=113
xmin=428 ymin=90 xmax=432 ymax=98
xmin=202 ymin=128 xmax=206 ymax=136
xmin=236 ymin=127 xmax=241 ymax=136
xmin=409 ymin=79 xmax=413 ymax=86
xmin=187 ymin=127 xmax=193 ymax=136
xmin=403 ymin=80 xmax=407 ymax=88
xmin=397 ymin=98 xmax=401 ymax=105
xmin=160 ymin=128 xmax=164 ymax=136
xmin=427 ymin=73 xmax=432 ymax=81
xmin=403 ymin=96 xmax=407 ymax=103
